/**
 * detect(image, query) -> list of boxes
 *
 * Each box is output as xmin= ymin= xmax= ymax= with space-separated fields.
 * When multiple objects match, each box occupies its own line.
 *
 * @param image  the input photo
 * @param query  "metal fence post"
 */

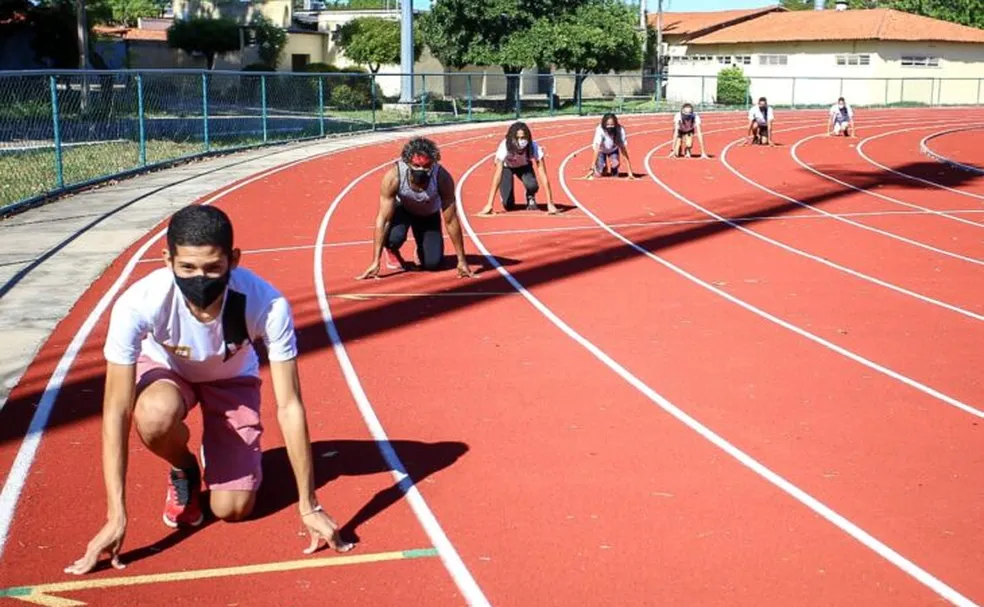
xmin=261 ymin=74 xmax=268 ymax=142
xmin=790 ymin=77 xmax=796 ymax=109
xmin=370 ymin=73 xmax=377 ymax=130
xmin=420 ymin=74 xmax=427 ymax=124
xmin=549 ymin=74 xmax=555 ymax=116
xmin=137 ymin=73 xmax=147 ymax=166
xmin=466 ymin=73 xmax=473 ymax=122
xmin=49 ymin=75 xmax=64 ymax=189
xmin=900 ymin=78 xmax=906 ymax=104
xmin=978 ymin=78 xmax=982 ymax=105
xmin=202 ymin=72 xmax=210 ymax=152
xmin=318 ymin=76 xmax=325 ymax=137
xmin=884 ymin=78 xmax=889 ymax=106
xmin=618 ymin=75 xmax=624 ymax=114
xmin=514 ymin=74 xmax=520 ymax=119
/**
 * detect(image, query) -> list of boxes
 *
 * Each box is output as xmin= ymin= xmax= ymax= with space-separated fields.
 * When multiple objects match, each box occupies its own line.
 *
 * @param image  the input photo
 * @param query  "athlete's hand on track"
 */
xmin=65 ymin=519 xmax=127 ymax=575
xmin=456 ymin=261 xmax=476 ymax=278
xmin=356 ymin=261 xmax=381 ymax=280
xmin=302 ymin=508 xmax=354 ymax=555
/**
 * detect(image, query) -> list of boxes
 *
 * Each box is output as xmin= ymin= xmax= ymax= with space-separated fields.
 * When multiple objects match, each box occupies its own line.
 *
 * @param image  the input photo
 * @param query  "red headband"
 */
xmin=410 ymin=153 xmax=433 ymax=167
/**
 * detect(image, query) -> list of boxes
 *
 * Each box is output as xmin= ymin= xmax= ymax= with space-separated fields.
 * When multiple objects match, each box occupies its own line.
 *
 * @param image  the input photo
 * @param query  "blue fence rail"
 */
xmin=1 ymin=69 xmax=981 ymax=214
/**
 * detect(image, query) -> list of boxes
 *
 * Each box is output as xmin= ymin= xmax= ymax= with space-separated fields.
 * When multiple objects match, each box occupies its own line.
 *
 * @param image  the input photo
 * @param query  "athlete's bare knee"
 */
xmin=134 ymin=383 xmax=184 ymax=444
xmin=211 ymin=491 xmax=256 ymax=522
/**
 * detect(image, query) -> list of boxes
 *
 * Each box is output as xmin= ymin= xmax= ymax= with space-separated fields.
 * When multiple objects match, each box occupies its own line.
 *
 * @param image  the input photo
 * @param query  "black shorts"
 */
xmin=677 ymin=130 xmax=694 ymax=139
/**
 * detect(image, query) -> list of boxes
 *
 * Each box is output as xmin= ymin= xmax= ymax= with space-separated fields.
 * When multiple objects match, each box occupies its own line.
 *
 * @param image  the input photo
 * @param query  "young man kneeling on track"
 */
xmin=358 ymin=137 xmax=475 ymax=279
xmin=66 ymin=205 xmax=352 ymax=576
xmin=747 ymin=97 xmax=775 ymax=146
xmin=669 ymin=103 xmax=709 ymax=159
xmin=588 ymin=113 xmax=636 ymax=179
xmin=829 ymin=97 xmax=856 ymax=137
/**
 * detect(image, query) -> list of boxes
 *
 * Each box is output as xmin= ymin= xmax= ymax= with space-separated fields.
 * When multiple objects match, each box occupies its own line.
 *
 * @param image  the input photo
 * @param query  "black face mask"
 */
xmin=605 ymin=126 xmax=616 ymax=135
xmin=175 ymin=272 xmax=229 ymax=309
xmin=409 ymin=168 xmax=431 ymax=187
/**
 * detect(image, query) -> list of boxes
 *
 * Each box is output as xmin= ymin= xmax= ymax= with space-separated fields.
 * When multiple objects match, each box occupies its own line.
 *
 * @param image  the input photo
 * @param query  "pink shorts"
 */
xmin=136 ymin=357 xmax=263 ymax=492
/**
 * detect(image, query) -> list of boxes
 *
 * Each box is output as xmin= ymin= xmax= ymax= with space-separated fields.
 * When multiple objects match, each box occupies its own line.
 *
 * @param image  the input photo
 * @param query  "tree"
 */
xmin=250 ymin=13 xmax=287 ymax=69
xmin=422 ymin=0 xmax=585 ymax=105
xmin=87 ymin=0 xmax=165 ymax=27
xmin=336 ymin=16 xmax=422 ymax=74
xmin=167 ymin=17 xmax=240 ymax=69
xmin=778 ymin=0 xmax=981 ymax=26
xmin=524 ymin=0 xmax=643 ymax=104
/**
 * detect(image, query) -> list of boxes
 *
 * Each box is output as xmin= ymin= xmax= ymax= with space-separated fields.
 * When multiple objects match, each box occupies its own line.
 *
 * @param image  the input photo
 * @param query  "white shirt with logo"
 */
xmin=104 ymin=267 xmax=298 ymax=383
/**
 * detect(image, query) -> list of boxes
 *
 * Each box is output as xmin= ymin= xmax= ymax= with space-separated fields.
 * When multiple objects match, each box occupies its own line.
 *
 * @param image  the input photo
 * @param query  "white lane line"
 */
xmin=921 ymin=128 xmax=984 ymax=177
xmin=454 ymin=144 xmax=980 ymax=607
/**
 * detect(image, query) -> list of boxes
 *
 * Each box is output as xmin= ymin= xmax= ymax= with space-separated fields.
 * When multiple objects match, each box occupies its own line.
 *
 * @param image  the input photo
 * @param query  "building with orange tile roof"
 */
xmin=659 ymin=3 xmax=984 ymax=107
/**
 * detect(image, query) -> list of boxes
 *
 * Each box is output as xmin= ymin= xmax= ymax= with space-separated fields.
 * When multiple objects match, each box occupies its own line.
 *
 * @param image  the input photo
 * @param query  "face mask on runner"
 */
xmin=682 ymin=107 xmax=693 ymax=116
xmin=174 ymin=272 xmax=229 ymax=309
xmin=409 ymin=167 xmax=431 ymax=187
xmin=516 ymin=138 xmax=529 ymax=150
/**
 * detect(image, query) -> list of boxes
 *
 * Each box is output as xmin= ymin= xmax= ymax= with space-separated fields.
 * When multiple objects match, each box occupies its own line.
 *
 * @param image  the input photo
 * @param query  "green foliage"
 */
xmin=716 ymin=65 xmax=749 ymax=106
xmin=531 ymin=0 xmax=642 ymax=75
xmin=780 ymin=0 xmax=980 ymax=27
xmin=87 ymin=0 xmax=165 ymax=27
xmin=250 ymin=14 xmax=287 ymax=69
xmin=330 ymin=83 xmax=367 ymax=109
xmin=167 ymin=17 xmax=241 ymax=69
xmin=336 ymin=16 xmax=422 ymax=73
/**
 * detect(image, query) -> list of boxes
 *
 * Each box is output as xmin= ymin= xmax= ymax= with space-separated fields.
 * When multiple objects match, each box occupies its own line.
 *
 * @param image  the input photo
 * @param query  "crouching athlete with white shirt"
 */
xmin=66 ymin=205 xmax=352 ymax=576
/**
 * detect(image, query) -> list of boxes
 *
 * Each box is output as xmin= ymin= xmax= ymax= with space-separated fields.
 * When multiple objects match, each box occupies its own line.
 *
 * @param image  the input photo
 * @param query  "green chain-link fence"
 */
xmin=2 ymin=69 xmax=982 ymax=214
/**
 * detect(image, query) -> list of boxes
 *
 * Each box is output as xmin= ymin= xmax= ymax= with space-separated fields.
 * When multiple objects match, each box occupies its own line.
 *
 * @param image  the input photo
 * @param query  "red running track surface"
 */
xmin=0 ymin=109 xmax=982 ymax=606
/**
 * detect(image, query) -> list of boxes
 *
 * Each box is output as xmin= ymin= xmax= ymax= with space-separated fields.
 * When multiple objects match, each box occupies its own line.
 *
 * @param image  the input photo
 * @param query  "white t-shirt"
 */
xmin=830 ymin=103 xmax=854 ymax=122
xmin=592 ymin=125 xmax=628 ymax=153
xmin=748 ymin=106 xmax=774 ymax=124
xmin=104 ymin=267 xmax=298 ymax=383
xmin=673 ymin=112 xmax=701 ymax=130
xmin=494 ymin=139 xmax=544 ymax=163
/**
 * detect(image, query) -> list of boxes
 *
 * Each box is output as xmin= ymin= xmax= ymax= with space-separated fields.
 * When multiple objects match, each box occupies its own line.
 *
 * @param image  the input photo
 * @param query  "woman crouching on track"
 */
xmin=358 ymin=137 xmax=475 ymax=279
xmin=588 ymin=113 xmax=636 ymax=179
xmin=478 ymin=121 xmax=559 ymax=216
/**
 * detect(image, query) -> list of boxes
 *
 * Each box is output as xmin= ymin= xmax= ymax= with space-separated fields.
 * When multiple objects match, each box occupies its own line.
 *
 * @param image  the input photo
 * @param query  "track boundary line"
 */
xmin=455 ymin=149 xmax=979 ymax=607
xmin=920 ymin=127 xmax=984 ymax=176
xmin=790 ymin=121 xmax=984 ymax=228
xmin=719 ymin=127 xmax=984 ymax=266
xmin=0 ymin=547 xmax=438 ymax=606
xmin=857 ymin=126 xmax=984 ymax=201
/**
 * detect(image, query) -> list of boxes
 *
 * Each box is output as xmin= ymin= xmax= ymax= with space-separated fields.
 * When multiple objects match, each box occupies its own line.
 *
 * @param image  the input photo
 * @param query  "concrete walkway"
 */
xmin=0 ymin=118 xmax=540 ymax=408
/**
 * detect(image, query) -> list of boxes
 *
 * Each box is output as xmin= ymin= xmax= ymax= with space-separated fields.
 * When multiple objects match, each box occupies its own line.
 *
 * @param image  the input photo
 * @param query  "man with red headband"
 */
xmin=358 ymin=137 xmax=475 ymax=279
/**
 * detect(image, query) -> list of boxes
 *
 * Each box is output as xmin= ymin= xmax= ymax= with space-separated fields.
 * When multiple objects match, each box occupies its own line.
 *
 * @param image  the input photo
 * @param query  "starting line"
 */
xmin=0 ymin=548 xmax=439 ymax=606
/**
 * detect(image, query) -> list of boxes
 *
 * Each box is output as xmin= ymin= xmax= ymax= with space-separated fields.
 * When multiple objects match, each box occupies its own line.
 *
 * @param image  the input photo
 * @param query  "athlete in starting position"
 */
xmin=588 ymin=113 xmax=636 ymax=179
xmin=669 ymin=103 xmax=708 ymax=158
xmin=66 ymin=205 xmax=351 ymax=575
xmin=358 ymin=137 xmax=475 ymax=279
xmin=747 ymin=97 xmax=776 ymax=146
xmin=479 ymin=121 xmax=559 ymax=215
xmin=828 ymin=97 xmax=856 ymax=137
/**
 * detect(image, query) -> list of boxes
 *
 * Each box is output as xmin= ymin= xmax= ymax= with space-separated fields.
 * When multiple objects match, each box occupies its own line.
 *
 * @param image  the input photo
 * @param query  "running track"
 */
xmin=1 ymin=108 xmax=982 ymax=606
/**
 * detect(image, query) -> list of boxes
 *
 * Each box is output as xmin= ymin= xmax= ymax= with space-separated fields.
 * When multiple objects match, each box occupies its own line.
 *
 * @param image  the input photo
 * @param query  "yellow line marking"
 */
xmin=331 ymin=291 xmax=515 ymax=301
xmin=1 ymin=548 xmax=437 ymax=606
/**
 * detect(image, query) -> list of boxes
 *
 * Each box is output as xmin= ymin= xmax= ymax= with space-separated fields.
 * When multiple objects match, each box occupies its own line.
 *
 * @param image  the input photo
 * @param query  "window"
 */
xmin=735 ymin=55 xmax=752 ymax=65
xmin=836 ymin=54 xmax=871 ymax=66
xmin=718 ymin=56 xmax=732 ymax=65
xmin=758 ymin=54 xmax=788 ymax=66
xmin=901 ymin=56 xmax=940 ymax=67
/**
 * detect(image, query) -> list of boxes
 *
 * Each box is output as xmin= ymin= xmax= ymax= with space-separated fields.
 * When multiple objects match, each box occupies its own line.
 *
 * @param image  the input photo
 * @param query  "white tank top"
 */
xmin=396 ymin=160 xmax=443 ymax=216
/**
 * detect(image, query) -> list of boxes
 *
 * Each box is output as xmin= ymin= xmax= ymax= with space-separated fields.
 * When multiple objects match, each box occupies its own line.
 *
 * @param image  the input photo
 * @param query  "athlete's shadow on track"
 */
xmin=254 ymin=439 xmax=469 ymax=545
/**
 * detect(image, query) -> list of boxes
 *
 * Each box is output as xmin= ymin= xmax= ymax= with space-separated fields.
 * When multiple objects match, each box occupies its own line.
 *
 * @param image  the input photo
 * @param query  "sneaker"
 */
xmin=525 ymin=195 xmax=538 ymax=211
xmin=383 ymin=248 xmax=404 ymax=270
xmin=163 ymin=460 xmax=204 ymax=528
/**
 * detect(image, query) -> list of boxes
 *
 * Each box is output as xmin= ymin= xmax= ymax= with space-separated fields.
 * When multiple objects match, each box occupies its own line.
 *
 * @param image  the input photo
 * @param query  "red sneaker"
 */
xmin=163 ymin=463 xmax=204 ymax=528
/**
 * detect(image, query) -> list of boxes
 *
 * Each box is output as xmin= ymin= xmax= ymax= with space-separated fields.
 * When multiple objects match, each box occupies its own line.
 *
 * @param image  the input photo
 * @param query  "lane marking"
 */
xmin=921 ymin=128 xmax=984 ymax=177
xmin=625 ymin=124 xmax=984 ymax=417
xmin=0 ymin=116 xmax=618 ymax=558
xmin=314 ymin=159 xmax=492 ymax=606
xmin=0 ymin=548 xmax=438 ymax=606
xmin=332 ymin=291 xmax=516 ymax=300
xmin=131 ymin=207 xmax=984 ymax=264
xmin=455 ymin=146 xmax=979 ymax=607
xmin=721 ymin=124 xmax=984 ymax=267
xmin=857 ymin=126 xmax=984 ymax=201
xmin=790 ymin=122 xmax=984 ymax=228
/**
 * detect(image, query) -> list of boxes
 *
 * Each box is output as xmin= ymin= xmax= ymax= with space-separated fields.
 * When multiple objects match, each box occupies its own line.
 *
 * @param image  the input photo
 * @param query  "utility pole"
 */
xmin=76 ymin=0 xmax=90 ymax=70
xmin=656 ymin=0 xmax=663 ymax=103
xmin=399 ymin=0 xmax=414 ymax=104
